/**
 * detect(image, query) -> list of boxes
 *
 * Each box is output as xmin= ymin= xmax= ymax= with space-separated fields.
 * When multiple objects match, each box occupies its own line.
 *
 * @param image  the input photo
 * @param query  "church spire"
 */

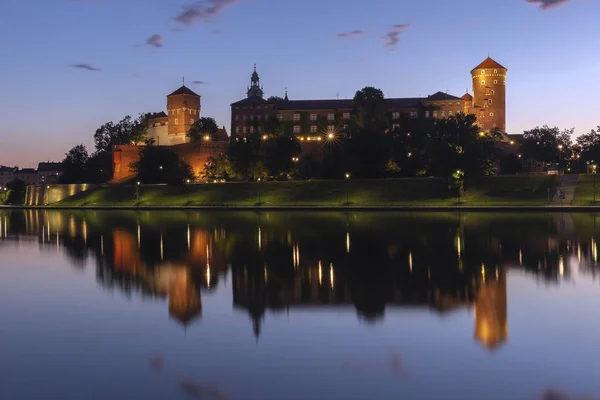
xmin=247 ymin=64 xmax=264 ymax=99
xmin=284 ymin=88 xmax=288 ymax=101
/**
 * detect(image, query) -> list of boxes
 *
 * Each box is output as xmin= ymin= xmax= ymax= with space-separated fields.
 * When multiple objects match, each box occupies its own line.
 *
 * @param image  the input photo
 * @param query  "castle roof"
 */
xmin=38 ymin=162 xmax=62 ymax=172
xmin=461 ymin=93 xmax=473 ymax=101
xmin=231 ymin=96 xmax=270 ymax=106
xmin=471 ymin=57 xmax=506 ymax=72
xmin=147 ymin=111 xmax=167 ymax=120
xmin=168 ymin=85 xmax=200 ymax=97
xmin=426 ymin=91 xmax=463 ymax=101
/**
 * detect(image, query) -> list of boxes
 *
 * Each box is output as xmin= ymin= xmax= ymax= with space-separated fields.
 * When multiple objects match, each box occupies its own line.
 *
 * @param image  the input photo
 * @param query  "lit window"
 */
xmin=481 ymin=70 xmax=485 ymax=74
xmin=310 ymin=113 xmax=317 ymax=121
xmin=243 ymin=126 xmax=247 ymax=134
xmin=327 ymin=113 xmax=335 ymax=121
xmin=392 ymin=112 xmax=400 ymax=120
xmin=410 ymin=112 xmax=417 ymax=118
xmin=494 ymin=69 xmax=498 ymax=73
xmin=250 ymin=115 xmax=254 ymax=121
xmin=481 ymin=80 xmax=485 ymax=85
xmin=327 ymin=125 xmax=335 ymax=132
xmin=235 ymin=115 xmax=239 ymax=121
xmin=293 ymin=113 xmax=300 ymax=121
xmin=189 ymin=109 xmax=192 ymax=115
xmin=293 ymin=125 xmax=301 ymax=134
xmin=190 ymin=119 xmax=194 ymax=125
xmin=441 ymin=111 xmax=445 ymax=117
xmin=257 ymin=115 xmax=261 ymax=121
xmin=490 ymin=112 xmax=494 ymax=117
xmin=310 ymin=125 xmax=318 ymax=133
xmin=425 ymin=111 xmax=430 ymax=118
xmin=488 ymin=99 xmax=493 ymax=105
xmin=433 ymin=111 xmax=438 ymax=118
xmin=449 ymin=111 xmax=453 ymax=116
xmin=250 ymin=126 xmax=254 ymax=133
xmin=493 ymin=80 xmax=498 ymax=84
xmin=343 ymin=112 xmax=350 ymax=120
xmin=235 ymin=127 xmax=239 ymax=134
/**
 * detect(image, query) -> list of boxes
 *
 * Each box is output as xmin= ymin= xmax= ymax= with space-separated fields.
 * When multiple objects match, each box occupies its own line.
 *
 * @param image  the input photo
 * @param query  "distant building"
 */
xmin=146 ymin=85 xmax=201 ymax=146
xmin=230 ymin=58 xmax=508 ymax=142
xmin=14 ymin=168 xmax=38 ymax=186
xmin=0 ymin=166 xmax=17 ymax=187
xmin=38 ymin=162 xmax=63 ymax=184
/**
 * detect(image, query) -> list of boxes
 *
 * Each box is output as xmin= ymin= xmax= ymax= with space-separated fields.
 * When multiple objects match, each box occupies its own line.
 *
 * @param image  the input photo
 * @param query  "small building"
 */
xmin=0 ymin=165 xmax=17 ymax=187
xmin=38 ymin=162 xmax=63 ymax=184
xmin=14 ymin=168 xmax=38 ymax=186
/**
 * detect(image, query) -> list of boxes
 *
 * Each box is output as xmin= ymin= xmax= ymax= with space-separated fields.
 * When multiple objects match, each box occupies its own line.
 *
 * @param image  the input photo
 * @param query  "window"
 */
xmin=441 ymin=111 xmax=445 ymax=117
xmin=243 ymin=126 xmax=247 ymax=134
xmin=481 ymin=80 xmax=485 ymax=85
xmin=293 ymin=113 xmax=300 ymax=121
xmin=258 ymin=126 xmax=262 ymax=133
xmin=488 ymin=99 xmax=493 ymax=105
xmin=491 ymin=90 xmax=495 ymax=95
xmin=343 ymin=112 xmax=350 ymax=120
xmin=410 ymin=111 xmax=418 ymax=119
xmin=327 ymin=113 xmax=335 ymax=121
xmin=327 ymin=125 xmax=335 ymax=132
xmin=310 ymin=125 xmax=318 ymax=133
xmin=481 ymin=70 xmax=485 ymax=74
xmin=189 ymin=110 xmax=192 ymax=115
xmin=250 ymin=115 xmax=254 ymax=121
xmin=235 ymin=127 xmax=240 ymax=134
xmin=392 ymin=124 xmax=400 ymax=129
xmin=175 ymin=118 xmax=179 ymax=124
xmin=392 ymin=111 xmax=400 ymax=120
xmin=235 ymin=115 xmax=239 ymax=121
xmin=493 ymin=80 xmax=498 ymax=85
xmin=494 ymin=69 xmax=498 ymax=73
xmin=257 ymin=115 xmax=261 ymax=121
xmin=433 ymin=111 xmax=438 ymax=118
xmin=310 ymin=113 xmax=317 ymax=121
xmin=293 ymin=125 xmax=301 ymax=134
xmin=190 ymin=119 xmax=194 ymax=125
xmin=449 ymin=111 xmax=453 ymax=116
xmin=277 ymin=114 xmax=283 ymax=121
xmin=425 ymin=111 xmax=431 ymax=118
xmin=490 ymin=112 xmax=494 ymax=117
xmin=250 ymin=126 xmax=255 ymax=134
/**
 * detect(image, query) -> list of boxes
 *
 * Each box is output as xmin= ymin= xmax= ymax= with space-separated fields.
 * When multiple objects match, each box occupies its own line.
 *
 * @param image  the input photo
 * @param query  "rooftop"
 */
xmin=472 ymin=57 xmax=507 ymax=72
xmin=38 ymin=162 xmax=62 ymax=171
xmin=168 ymin=85 xmax=200 ymax=97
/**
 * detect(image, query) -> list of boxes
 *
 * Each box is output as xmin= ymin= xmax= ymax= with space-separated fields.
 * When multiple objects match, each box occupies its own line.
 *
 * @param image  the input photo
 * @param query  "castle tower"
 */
xmin=247 ymin=64 xmax=264 ymax=99
xmin=167 ymin=85 xmax=201 ymax=145
xmin=471 ymin=57 xmax=507 ymax=132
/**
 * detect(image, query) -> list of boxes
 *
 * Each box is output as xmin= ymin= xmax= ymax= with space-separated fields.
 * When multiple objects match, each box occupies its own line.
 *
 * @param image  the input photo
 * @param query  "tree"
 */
xmin=188 ymin=117 xmax=219 ymax=141
xmin=262 ymin=116 xmax=285 ymax=137
xmin=61 ymin=144 xmax=89 ymax=183
xmin=94 ymin=114 xmax=148 ymax=153
xmin=577 ymin=127 xmax=600 ymax=163
xmin=202 ymin=154 xmax=235 ymax=181
xmin=86 ymin=151 xmax=113 ymax=183
xmin=131 ymin=146 xmax=194 ymax=185
xmin=352 ymin=87 xmax=388 ymax=134
xmin=264 ymin=136 xmax=302 ymax=179
xmin=521 ymin=126 xmax=573 ymax=165
xmin=4 ymin=179 xmax=26 ymax=205
xmin=267 ymin=96 xmax=284 ymax=102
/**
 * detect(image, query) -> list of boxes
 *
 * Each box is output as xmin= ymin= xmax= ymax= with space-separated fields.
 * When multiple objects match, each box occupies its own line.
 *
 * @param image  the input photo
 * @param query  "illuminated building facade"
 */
xmin=230 ymin=58 xmax=508 ymax=142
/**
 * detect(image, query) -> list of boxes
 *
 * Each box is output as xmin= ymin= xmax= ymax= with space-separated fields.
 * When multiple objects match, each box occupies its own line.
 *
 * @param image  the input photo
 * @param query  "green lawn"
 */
xmin=572 ymin=174 xmax=600 ymax=206
xmin=54 ymin=175 xmax=561 ymax=207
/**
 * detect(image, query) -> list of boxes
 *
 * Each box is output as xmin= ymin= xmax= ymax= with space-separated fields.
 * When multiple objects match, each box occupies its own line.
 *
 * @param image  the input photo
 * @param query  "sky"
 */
xmin=2 ymin=0 xmax=599 ymax=167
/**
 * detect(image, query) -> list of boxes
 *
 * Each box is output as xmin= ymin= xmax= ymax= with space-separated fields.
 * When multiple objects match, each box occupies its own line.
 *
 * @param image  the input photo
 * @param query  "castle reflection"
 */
xmin=1 ymin=209 xmax=599 ymax=349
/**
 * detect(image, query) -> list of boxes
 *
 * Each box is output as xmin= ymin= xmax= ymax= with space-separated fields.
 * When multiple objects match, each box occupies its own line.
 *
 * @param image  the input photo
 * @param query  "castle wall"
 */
xmin=24 ymin=184 xmax=97 ymax=206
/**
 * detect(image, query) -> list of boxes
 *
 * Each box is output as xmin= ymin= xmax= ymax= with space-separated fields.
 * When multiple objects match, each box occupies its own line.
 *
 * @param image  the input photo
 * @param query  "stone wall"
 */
xmin=24 ymin=184 xmax=97 ymax=206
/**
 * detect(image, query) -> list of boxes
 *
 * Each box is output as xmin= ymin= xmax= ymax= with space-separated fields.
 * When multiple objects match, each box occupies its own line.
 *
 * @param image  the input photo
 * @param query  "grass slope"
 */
xmin=54 ymin=176 xmax=560 ymax=207
xmin=572 ymin=174 xmax=600 ymax=206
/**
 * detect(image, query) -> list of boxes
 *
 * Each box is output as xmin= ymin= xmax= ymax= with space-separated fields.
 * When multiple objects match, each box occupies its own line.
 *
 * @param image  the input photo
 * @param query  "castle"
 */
xmin=230 ymin=57 xmax=507 ymax=141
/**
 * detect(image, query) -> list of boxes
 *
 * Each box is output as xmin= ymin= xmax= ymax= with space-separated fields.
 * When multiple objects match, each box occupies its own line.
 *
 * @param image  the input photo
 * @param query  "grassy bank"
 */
xmin=54 ymin=176 xmax=560 ymax=207
xmin=573 ymin=174 xmax=600 ymax=206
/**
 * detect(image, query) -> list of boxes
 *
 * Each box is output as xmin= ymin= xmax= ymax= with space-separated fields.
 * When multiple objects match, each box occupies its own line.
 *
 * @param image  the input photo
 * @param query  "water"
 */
xmin=0 ymin=210 xmax=600 ymax=400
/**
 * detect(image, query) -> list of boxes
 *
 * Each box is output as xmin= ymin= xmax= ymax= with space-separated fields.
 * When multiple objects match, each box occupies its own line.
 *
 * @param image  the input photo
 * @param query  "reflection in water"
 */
xmin=2 ymin=210 xmax=600 ymax=343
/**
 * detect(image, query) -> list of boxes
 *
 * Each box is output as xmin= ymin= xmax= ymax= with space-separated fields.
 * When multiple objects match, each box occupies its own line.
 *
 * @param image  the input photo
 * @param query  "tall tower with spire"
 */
xmin=247 ymin=64 xmax=264 ymax=99
xmin=470 ymin=57 xmax=507 ymax=132
xmin=167 ymin=83 xmax=201 ymax=145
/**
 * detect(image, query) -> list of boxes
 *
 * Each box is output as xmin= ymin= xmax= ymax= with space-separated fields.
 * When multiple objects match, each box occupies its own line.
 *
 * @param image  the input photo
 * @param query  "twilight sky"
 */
xmin=1 ymin=0 xmax=598 ymax=167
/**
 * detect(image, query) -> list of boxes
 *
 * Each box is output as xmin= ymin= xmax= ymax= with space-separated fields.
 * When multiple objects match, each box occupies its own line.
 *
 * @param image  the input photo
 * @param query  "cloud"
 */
xmin=384 ymin=24 xmax=411 ymax=49
xmin=525 ymin=0 xmax=571 ymax=10
xmin=191 ymin=80 xmax=207 ymax=85
xmin=146 ymin=34 xmax=164 ymax=48
xmin=71 ymin=63 xmax=101 ymax=71
xmin=337 ymin=30 xmax=368 ymax=39
xmin=175 ymin=0 xmax=238 ymax=25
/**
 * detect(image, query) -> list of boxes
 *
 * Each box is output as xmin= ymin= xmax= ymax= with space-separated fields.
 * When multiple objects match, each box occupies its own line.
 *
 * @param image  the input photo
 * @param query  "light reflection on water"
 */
xmin=1 ymin=210 xmax=600 ymax=399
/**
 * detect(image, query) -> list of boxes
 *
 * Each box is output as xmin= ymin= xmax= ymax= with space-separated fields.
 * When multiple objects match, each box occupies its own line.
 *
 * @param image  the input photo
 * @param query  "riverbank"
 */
xmin=44 ymin=176 xmax=564 ymax=209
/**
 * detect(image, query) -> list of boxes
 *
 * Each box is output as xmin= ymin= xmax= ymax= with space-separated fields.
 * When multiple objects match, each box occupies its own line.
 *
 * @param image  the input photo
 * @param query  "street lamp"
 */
xmin=345 ymin=173 xmax=350 ymax=205
xmin=135 ymin=181 xmax=141 ymax=202
xmin=159 ymin=165 xmax=164 ymax=170
xmin=593 ymin=164 xmax=597 ymax=204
